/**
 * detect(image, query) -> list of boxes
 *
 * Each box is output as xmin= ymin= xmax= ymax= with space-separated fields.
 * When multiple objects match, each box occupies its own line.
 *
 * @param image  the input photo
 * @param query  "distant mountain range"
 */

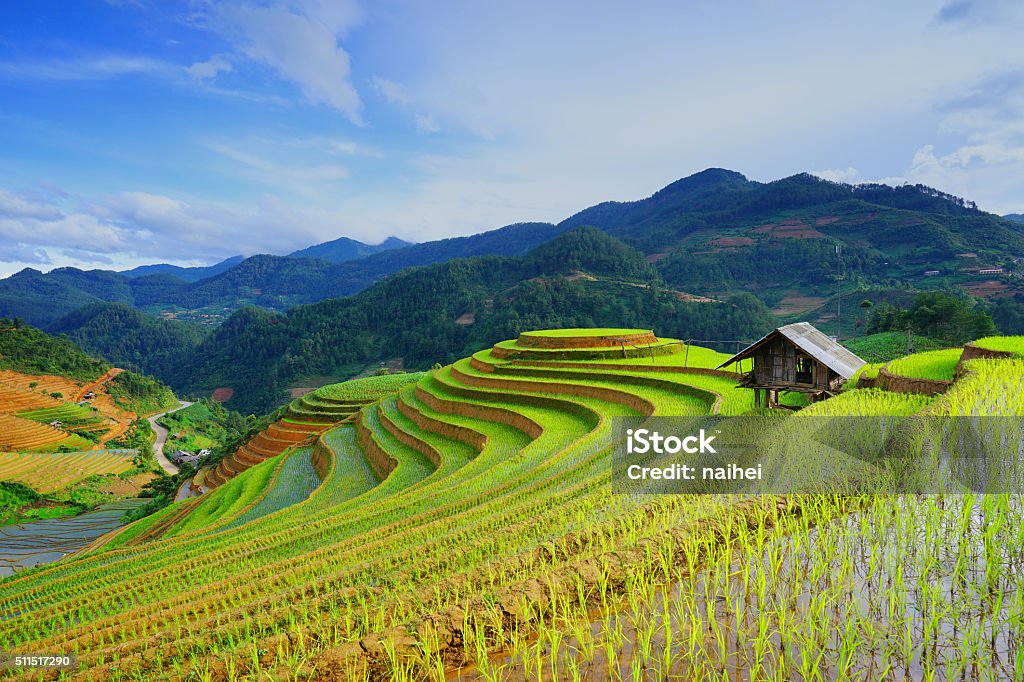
xmin=120 ymin=255 xmax=246 ymax=282
xmin=2 ymin=168 xmax=1022 ymax=332
xmin=287 ymin=235 xmax=413 ymax=261
xmin=1006 ymin=214 xmax=1024 ymax=224
xmin=117 ymin=236 xmax=414 ymax=283
xmin=5 ymin=167 xmax=1023 ymax=413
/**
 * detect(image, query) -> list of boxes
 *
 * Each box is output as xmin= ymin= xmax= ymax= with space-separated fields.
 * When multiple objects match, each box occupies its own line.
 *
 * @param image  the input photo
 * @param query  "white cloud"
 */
xmin=186 ymin=54 xmax=233 ymax=81
xmin=0 ymin=242 xmax=52 ymax=265
xmin=414 ymin=113 xmax=440 ymax=134
xmin=0 ymin=182 xmax=365 ymax=273
xmin=0 ymin=189 xmax=63 ymax=221
xmin=206 ymin=0 xmax=365 ymax=123
xmin=934 ymin=0 xmax=1024 ymax=27
xmin=0 ymin=56 xmax=170 ymax=81
xmin=892 ymin=70 xmax=1024 ymax=213
xmin=208 ymin=143 xmax=351 ymax=183
xmin=372 ymin=76 xmax=411 ymax=106
xmin=811 ymin=167 xmax=861 ymax=183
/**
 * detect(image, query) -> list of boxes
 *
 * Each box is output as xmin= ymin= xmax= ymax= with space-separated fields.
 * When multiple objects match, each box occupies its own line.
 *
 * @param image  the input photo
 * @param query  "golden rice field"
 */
xmin=0 ymin=330 xmax=1021 ymax=681
xmin=0 ymin=450 xmax=137 ymax=494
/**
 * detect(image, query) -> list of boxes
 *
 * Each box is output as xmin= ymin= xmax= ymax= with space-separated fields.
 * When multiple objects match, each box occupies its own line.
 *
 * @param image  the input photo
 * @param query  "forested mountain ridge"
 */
xmin=49 ymin=303 xmax=209 ymax=380
xmin=2 ymin=170 xmax=1021 ymax=329
xmin=287 ymin=235 xmax=412 ymax=262
xmin=166 ymin=228 xmax=777 ymax=414
xmin=0 ymin=223 xmax=569 ymax=327
xmin=120 ymin=255 xmax=245 ymax=282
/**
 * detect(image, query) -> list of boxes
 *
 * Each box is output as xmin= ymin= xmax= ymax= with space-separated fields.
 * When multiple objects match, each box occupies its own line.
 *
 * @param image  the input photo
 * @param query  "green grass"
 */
xmin=101 ymin=500 xmax=185 ymax=550
xmin=314 ymin=372 xmax=425 ymax=401
xmin=887 ymin=347 xmax=962 ymax=381
xmin=519 ymin=327 xmax=651 ymax=338
xmin=14 ymin=403 xmax=103 ymax=426
xmin=162 ymin=454 xmax=282 ymax=537
xmin=842 ymin=331 xmax=949 ymax=362
xmin=972 ymin=336 xmax=1024 ymax=356
xmin=4 ymin=327 xmax=1023 ymax=682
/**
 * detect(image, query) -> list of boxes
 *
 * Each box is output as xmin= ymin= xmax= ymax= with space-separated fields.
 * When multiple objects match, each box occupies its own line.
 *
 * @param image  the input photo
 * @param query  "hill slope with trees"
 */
xmin=167 ymin=228 xmax=777 ymax=413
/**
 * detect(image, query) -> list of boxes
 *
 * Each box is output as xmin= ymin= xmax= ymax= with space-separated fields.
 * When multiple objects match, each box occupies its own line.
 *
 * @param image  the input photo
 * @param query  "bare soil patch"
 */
xmin=211 ymin=387 xmax=234 ymax=402
xmin=772 ymin=294 xmax=827 ymax=316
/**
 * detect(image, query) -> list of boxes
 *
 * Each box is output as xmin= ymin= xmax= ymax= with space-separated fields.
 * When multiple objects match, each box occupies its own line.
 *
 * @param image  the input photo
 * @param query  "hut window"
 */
xmin=795 ymin=355 xmax=814 ymax=384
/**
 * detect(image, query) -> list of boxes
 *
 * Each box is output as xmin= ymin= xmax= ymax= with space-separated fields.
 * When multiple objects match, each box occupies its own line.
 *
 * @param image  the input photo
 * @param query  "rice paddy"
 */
xmin=886 ymin=347 xmax=962 ymax=380
xmin=0 ymin=329 xmax=1021 ymax=681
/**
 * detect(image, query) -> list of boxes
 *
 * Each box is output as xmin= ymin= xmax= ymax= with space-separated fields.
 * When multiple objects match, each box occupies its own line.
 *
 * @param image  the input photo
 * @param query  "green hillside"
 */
xmin=167 ymin=228 xmax=777 ymax=413
xmin=3 ymin=171 xmax=1022 ymax=331
xmin=49 ymin=302 xmax=208 ymax=379
xmin=0 ymin=317 xmax=108 ymax=382
xmin=3 ymin=329 xmax=1021 ymax=680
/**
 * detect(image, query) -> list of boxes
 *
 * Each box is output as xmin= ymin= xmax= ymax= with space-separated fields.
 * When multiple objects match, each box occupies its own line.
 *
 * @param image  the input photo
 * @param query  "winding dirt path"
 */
xmin=148 ymin=401 xmax=193 ymax=475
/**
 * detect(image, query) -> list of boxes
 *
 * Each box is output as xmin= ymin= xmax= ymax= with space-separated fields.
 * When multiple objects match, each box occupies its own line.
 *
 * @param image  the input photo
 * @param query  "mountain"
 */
xmin=0 ymin=316 xmax=177 ymax=418
xmin=1006 ymin=214 xmax=1024 ymax=224
xmin=166 ymin=228 xmax=776 ymax=414
xmin=0 ymin=223 xmax=570 ymax=327
xmin=0 ymin=316 xmax=110 ymax=382
xmin=49 ymin=302 xmax=209 ymax=379
xmin=119 ymin=256 xmax=245 ymax=282
xmin=3 ymin=170 xmax=1023 ymax=331
xmin=0 ymin=267 xmax=139 ymax=328
xmin=287 ymin=236 xmax=412 ymax=262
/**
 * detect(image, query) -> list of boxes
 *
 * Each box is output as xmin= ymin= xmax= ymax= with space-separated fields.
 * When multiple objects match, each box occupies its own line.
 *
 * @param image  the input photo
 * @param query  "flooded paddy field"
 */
xmin=0 ymin=499 xmax=144 ymax=577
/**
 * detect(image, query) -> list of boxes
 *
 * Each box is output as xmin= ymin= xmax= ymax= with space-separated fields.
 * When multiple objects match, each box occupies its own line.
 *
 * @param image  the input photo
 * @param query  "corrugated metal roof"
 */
xmin=716 ymin=322 xmax=867 ymax=379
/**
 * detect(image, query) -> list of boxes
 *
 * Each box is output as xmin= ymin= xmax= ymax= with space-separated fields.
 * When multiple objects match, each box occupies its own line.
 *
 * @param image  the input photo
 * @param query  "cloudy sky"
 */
xmin=1 ymin=0 xmax=1022 ymax=276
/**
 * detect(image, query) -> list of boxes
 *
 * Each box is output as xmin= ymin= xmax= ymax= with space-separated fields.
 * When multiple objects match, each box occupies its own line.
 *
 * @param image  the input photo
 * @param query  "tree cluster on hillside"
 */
xmin=867 ymin=292 xmax=997 ymax=345
xmin=989 ymin=294 xmax=1024 ymax=335
xmin=107 ymin=371 xmax=179 ymax=416
xmin=168 ymin=228 xmax=778 ymax=414
xmin=0 ymin=317 xmax=109 ymax=381
xmin=50 ymin=303 xmax=208 ymax=379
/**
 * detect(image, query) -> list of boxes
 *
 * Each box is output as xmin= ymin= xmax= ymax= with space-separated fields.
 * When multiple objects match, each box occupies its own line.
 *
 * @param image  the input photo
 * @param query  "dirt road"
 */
xmin=148 ymin=401 xmax=193 ymax=475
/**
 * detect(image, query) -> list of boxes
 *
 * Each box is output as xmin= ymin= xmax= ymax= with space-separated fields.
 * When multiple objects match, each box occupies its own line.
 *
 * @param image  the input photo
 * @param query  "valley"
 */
xmin=0 ymin=173 xmax=1022 ymax=681
xmin=0 ymin=324 xmax=1021 ymax=679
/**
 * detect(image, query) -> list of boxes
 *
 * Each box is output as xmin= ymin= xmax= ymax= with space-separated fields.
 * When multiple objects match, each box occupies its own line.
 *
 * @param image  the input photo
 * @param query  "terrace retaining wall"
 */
xmin=868 ymin=367 xmax=952 ymax=396
xmin=451 ymin=365 xmax=655 ymax=416
xmin=492 ymin=343 xmax=678 ymax=362
xmin=397 ymin=392 xmax=488 ymax=451
xmin=415 ymin=384 xmax=545 ymax=440
xmin=355 ymin=411 xmax=398 ymax=481
xmin=379 ymin=407 xmax=442 ymax=469
xmin=516 ymin=330 xmax=658 ymax=349
xmin=955 ymin=343 xmax=1016 ymax=379
xmin=492 ymin=365 xmax=721 ymax=413
xmin=311 ymin=439 xmax=332 ymax=479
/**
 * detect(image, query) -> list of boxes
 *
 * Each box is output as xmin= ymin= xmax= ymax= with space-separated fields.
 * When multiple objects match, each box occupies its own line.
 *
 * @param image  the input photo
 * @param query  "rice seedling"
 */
xmin=1 ymin=329 xmax=1020 ymax=682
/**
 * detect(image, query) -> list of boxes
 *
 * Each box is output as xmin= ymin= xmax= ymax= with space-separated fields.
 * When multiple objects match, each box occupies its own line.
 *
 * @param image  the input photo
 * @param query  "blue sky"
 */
xmin=1 ymin=0 xmax=1022 ymax=276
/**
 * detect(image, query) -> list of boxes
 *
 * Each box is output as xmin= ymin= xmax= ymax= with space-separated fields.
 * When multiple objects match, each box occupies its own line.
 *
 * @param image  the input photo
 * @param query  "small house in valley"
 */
xmin=716 ymin=322 xmax=866 ymax=406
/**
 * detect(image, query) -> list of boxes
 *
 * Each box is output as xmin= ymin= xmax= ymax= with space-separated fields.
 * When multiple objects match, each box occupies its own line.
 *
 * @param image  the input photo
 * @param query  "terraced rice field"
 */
xmin=204 ymin=374 xmax=424 ymax=489
xmin=0 ymin=330 xmax=1021 ymax=681
xmin=0 ymin=414 xmax=93 ymax=453
xmin=15 ymin=403 xmax=103 ymax=427
xmin=0 ymin=370 xmax=132 ymax=451
xmin=886 ymin=347 xmax=962 ymax=380
xmin=0 ymin=450 xmax=137 ymax=493
xmin=0 ymin=370 xmax=80 ymax=398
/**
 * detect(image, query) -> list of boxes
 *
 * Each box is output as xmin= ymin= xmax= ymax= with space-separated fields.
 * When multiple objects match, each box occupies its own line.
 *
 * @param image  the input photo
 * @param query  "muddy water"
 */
xmin=0 ymin=499 xmax=144 ymax=577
